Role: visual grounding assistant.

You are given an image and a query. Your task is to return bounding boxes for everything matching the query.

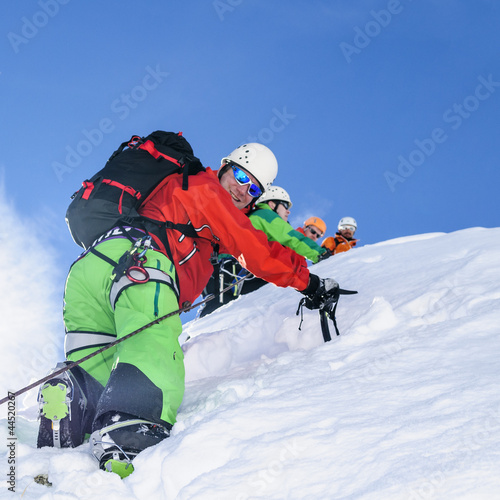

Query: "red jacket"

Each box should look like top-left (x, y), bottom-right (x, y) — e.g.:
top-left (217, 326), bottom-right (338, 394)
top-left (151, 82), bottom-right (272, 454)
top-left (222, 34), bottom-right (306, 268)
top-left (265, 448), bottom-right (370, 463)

top-left (140, 168), bottom-right (310, 306)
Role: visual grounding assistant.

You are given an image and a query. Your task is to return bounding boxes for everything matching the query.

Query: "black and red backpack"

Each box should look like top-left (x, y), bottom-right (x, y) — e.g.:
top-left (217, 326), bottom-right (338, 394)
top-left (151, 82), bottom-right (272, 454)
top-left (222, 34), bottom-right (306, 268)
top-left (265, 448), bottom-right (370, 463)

top-left (65, 131), bottom-right (205, 249)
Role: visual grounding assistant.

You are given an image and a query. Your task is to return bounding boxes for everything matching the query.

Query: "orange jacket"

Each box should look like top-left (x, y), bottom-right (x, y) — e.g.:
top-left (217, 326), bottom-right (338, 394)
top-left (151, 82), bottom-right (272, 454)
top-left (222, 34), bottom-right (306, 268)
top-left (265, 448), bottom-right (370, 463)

top-left (140, 168), bottom-right (310, 306)
top-left (322, 233), bottom-right (358, 254)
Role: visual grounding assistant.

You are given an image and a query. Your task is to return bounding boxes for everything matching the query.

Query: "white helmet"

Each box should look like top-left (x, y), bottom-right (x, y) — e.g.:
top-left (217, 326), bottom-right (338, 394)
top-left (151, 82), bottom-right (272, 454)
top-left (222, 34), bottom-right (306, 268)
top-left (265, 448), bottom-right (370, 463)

top-left (221, 143), bottom-right (278, 192)
top-left (257, 186), bottom-right (292, 208)
top-left (338, 216), bottom-right (357, 231)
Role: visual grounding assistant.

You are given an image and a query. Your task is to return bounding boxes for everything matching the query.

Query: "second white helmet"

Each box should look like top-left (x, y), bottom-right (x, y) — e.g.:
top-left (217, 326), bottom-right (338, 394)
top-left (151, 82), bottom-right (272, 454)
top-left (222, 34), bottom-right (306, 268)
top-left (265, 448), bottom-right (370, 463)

top-left (338, 216), bottom-right (357, 231)
top-left (221, 143), bottom-right (278, 192)
top-left (257, 186), bottom-right (292, 208)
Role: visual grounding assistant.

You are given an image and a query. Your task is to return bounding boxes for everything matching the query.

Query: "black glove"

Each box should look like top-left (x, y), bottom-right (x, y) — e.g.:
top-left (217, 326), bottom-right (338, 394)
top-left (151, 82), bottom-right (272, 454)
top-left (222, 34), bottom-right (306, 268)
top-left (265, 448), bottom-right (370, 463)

top-left (301, 274), bottom-right (339, 310)
top-left (317, 248), bottom-right (333, 261)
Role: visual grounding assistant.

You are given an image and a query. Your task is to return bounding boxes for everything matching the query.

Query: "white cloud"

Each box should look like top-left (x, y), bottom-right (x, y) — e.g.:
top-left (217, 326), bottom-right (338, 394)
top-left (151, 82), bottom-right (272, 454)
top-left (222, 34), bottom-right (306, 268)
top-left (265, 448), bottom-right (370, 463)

top-left (0, 185), bottom-right (64, 409)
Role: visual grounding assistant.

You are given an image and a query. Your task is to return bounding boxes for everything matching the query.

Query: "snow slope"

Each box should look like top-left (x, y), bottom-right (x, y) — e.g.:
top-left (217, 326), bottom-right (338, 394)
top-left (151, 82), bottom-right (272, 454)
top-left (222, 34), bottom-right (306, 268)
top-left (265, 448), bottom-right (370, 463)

top-left (1, 225), bottom-right (500, 499)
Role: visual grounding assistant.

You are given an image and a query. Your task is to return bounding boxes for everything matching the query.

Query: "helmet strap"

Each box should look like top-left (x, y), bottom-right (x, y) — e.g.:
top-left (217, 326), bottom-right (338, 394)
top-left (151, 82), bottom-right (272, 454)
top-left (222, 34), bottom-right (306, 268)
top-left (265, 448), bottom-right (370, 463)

top-left (217, 163), bottom-right (231, 179)
top-left (268, 200), bottom-right (280, 214)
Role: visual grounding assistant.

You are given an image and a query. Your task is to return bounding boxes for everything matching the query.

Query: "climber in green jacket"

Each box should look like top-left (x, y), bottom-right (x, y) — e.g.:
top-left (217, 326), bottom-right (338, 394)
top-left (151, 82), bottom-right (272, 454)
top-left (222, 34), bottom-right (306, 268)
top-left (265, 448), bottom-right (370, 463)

top-left (249, 187), bottom-right (329, 264)
top-left (198, 186), bottom-right (331, 317)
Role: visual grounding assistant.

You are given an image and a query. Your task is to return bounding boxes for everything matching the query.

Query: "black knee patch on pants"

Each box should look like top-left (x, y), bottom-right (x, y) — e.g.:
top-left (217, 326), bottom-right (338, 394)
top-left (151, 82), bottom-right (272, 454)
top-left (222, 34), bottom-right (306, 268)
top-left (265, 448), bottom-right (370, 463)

top-left (94, 363), bottom-right (166, 430)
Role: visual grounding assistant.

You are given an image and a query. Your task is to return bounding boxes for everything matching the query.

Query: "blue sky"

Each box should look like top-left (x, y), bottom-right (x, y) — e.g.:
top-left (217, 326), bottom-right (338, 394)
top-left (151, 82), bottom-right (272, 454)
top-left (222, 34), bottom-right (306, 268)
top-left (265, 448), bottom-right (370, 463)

top-left (1, 1), bottom-right (499, 311)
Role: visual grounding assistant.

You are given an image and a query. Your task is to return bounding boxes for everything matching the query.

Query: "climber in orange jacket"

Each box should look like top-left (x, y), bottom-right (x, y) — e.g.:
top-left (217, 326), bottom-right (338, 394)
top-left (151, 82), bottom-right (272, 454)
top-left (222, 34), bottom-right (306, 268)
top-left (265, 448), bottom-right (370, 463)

top-left (322, 217), bottom-right (358, 255)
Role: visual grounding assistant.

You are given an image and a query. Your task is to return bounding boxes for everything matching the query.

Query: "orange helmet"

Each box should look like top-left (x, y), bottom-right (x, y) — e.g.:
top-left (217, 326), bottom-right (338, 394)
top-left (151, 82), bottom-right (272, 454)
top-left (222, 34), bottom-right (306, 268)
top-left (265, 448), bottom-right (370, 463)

top-left (304, 216), bottom-right (326, 234)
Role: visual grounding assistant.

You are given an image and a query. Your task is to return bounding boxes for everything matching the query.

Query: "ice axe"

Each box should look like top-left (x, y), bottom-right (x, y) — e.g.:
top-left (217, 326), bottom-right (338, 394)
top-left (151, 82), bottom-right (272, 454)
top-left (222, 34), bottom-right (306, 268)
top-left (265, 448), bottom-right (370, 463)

top-left (318, 288), bottom-right (358, 341)
top-left (297, 287), bottom-right (358, 342)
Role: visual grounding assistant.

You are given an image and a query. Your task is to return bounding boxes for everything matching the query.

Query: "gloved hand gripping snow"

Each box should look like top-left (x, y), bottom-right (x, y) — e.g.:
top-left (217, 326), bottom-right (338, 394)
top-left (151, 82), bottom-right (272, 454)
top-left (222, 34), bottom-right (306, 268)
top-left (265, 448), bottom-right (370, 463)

top-left (297, 274), bottom-right (357, 342)
top-left (317, 248), bottom-right (333, 262)
top-left (301, 275), bottom-right (340, 310)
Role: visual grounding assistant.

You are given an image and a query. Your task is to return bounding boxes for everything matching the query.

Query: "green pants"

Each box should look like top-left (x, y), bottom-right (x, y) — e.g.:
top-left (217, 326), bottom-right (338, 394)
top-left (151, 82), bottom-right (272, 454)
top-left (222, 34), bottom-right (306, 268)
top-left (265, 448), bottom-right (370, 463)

top-left (63, 237), bottom-right (184, 427)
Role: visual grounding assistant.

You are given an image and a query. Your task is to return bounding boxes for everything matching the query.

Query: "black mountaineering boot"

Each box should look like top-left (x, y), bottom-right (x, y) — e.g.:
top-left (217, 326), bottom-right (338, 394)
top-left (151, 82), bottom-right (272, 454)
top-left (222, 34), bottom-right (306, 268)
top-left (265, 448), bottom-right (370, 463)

top-left (37, 363), bottom-right (87, 448)
top-left (90, 411), bottom-right (171, 478)
top-left (37, 362), bottom-right (103, 448)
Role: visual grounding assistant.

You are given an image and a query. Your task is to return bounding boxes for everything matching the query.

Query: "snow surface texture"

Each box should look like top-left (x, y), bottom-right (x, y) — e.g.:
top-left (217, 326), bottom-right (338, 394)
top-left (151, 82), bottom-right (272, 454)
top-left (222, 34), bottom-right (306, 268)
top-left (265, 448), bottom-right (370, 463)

top-left (1, 224), bottom-right (500, 499)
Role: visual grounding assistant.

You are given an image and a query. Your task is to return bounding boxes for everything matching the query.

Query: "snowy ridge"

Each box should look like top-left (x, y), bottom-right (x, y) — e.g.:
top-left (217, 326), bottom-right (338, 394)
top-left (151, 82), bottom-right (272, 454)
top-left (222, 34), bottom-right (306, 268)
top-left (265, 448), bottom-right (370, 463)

top-left (1, 227), bottom-right (500, 499)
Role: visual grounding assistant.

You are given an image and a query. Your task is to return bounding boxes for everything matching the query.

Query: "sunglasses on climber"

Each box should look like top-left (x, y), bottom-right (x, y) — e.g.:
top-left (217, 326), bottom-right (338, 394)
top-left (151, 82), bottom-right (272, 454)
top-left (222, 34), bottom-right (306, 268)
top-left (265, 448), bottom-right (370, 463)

top-left (276, 201), bottom-right (291, 211)
top-left (307, 226), bottom-right (323, 238)
top-left (230, 164), bottom-right (263, 198)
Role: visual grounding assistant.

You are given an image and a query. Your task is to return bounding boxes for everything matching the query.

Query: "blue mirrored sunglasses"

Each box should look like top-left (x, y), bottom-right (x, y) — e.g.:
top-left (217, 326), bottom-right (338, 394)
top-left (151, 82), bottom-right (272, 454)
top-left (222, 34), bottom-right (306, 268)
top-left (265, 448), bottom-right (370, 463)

top-left (230, 164), bottom-right (263, 198)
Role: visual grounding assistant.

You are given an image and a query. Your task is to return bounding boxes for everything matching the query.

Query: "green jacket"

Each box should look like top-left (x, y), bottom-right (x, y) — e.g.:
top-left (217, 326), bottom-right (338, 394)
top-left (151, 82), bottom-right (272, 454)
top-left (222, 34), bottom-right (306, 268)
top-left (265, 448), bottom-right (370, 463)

top-left (249, 203), bottom-right (326, 263)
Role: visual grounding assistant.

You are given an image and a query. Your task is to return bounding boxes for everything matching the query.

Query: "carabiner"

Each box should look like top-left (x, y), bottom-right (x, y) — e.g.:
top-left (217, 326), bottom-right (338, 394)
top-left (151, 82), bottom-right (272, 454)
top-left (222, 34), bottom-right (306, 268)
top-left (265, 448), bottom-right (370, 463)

top-left (126, 265), bottom-right (150, 284)
top-left (126, 255), bottom-right (149, 284)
